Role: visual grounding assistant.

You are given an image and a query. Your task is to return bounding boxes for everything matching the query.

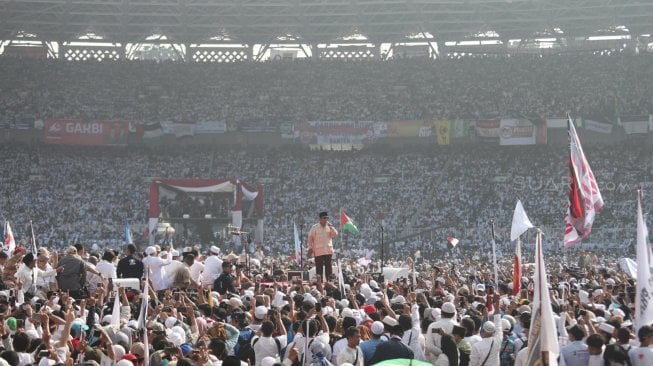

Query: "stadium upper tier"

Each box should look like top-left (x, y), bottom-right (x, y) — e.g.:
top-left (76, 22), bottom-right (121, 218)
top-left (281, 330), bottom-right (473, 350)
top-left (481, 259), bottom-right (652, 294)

top-left (0, 54), bottom-right (651, 127)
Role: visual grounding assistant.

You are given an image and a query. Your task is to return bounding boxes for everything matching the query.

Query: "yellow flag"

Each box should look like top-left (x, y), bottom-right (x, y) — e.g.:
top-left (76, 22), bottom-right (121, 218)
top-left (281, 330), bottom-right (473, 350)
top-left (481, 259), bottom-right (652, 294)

top-left (435, 120), bottom-right (451, 145)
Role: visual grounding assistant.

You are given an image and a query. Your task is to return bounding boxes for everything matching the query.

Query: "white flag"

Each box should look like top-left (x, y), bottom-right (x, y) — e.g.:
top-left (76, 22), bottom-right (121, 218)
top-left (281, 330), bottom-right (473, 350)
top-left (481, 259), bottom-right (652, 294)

top-left (111, 288), bottom-right (121, 327)
top-left (3, 221), bottom-right (15, 256)
top-left (511, 200), bottom-right (534, 241)
top-left (526, 230), bottom-right (560, 366)
top-left (635, 191), bottom-right (653, 332)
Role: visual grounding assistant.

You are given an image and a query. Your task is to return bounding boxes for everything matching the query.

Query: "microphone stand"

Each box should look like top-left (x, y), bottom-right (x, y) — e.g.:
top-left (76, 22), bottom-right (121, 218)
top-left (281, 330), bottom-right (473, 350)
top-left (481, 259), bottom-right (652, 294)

top-left (380, 222), bottom-right (384, 276)
top-left (300, 223), bottom-right (305, 280)
top-left (228, 224), bottom-right (250, 277)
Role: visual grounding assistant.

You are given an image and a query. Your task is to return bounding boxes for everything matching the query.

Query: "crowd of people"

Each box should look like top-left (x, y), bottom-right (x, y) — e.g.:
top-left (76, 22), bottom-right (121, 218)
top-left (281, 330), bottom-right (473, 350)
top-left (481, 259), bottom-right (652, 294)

top-left (0, 53), bottom-right (652, 128)
top-left (0, 140), bottom-right (651, 259)
top-left (0, 53), bottom-right (652, 366)
top-left (0, 233), bottom-right (648, 366)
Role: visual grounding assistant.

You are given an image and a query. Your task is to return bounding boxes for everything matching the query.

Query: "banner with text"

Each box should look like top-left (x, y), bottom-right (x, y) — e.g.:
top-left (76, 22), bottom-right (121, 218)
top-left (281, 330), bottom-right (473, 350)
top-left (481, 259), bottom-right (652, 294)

top-left (293, 121), bottom-right (377, 145)
top-left (475, 118), bottom-right (501, 141)
top-left (499, 118), bottom-right (546, 145)
top-left (387, 120), bottom-right (433, 138)
top-left (194, 121), bottom-right (227, 135)
top-left (45, 119), bottom-right (129, 146)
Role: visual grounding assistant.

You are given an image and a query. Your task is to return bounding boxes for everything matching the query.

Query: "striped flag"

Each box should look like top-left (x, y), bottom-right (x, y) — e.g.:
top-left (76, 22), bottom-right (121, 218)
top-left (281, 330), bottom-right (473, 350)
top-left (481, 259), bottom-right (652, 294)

top-left (340, 210), bottom-right (359, 233)
top-left (526, 230), bottom-right (560, 366)
top-left (3, 221), bottom-right (15, 256)
top-left (564, 115), bottom-right (603, 248)
top-left (635, 190), bottom-right (653, 332)
top-left (293, 221), bottom-right (302, 266)
top-left (512, 239), bottom-right (522, 296)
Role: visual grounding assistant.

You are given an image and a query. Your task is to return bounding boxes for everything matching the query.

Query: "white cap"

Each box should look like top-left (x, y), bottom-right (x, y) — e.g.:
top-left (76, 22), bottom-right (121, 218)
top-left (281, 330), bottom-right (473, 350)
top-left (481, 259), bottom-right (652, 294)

top-left (255, 306), bottom-right (268, 320)
top-left (382, 316), bottom-right (398, 327)
top-left (170, 250), bottom-right (180, 257)
top-left (210, 246), bottom-right (220, 255)
top-left (102, 315), bottom-right (113, 324)
top-left (442, 302), bottom-right (456, 314)
top-left (145, 246), bottom-right (156, 255)
top-left (598, 323), bottom-right (615, 334)
top-left (482, 321), bottom-right (496, 334)
top-left (371, 321), bottom-right (385, 335)
top-left (390, 295), bottom-right (406, 305)
top-left (341, 308), bottom-right (354, 318)
top-left (165, 317), bottom-right (177, 329)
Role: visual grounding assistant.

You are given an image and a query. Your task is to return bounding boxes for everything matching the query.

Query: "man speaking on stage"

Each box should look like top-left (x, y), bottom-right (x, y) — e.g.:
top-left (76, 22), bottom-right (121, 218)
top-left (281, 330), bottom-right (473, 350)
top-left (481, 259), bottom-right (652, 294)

top-left (307, 211), bottom-right (338, 281)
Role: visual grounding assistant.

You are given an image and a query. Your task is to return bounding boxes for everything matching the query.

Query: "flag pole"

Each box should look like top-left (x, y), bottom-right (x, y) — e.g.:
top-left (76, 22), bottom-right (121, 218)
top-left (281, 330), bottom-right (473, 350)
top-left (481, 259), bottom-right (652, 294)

top-left (30, 220), bottom-right (37, 253)
top-left (490, 220), bottom-right (499, 287)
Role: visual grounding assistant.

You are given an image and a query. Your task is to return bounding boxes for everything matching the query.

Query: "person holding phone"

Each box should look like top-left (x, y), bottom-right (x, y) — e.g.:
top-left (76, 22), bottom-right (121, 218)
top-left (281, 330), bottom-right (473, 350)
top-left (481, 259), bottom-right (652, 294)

top-left (307, 211), bottom-right (338, 282)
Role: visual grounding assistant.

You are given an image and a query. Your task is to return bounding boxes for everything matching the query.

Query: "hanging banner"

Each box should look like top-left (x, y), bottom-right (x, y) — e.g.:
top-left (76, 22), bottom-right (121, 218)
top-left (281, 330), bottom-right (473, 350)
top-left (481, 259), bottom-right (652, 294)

top-left (621, 117), bottom-right (649, 134)
top-left (584, 120), bottom-right (613, 134)
top-left (45, 119), bottom-right (129, 146)
top-left (194, 121), bottom-right (227, 134)
top-left (435, 120), bottom-right (451, 145)
top-left (387, 120), bottom-right (433, 137)
top-left (475, 118), bottom-right (501, 139)
top-left (500, 118), bottom-right (537, 145)
top-left (293, 121), bottom-right (377, 145)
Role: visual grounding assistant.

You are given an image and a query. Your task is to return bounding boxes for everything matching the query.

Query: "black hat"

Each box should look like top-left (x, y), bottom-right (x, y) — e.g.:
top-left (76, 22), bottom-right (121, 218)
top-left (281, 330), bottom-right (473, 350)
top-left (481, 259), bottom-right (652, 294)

top-left (22, 252), bottom-right (35, 265)
top-left (319, 211), bottom-right (329, 218)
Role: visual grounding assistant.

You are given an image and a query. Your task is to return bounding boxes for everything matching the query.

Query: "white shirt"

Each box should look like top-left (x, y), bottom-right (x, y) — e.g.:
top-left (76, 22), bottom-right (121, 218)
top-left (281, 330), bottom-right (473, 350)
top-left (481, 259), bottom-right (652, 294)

top-left (190, 261), bottom-right (205, 282)
top-left (202, 255), bottom-right (223, 286)
top-left (514, 347), bottom-right (529, 366)
top-left (629, 345), bottom-right (653, 366)
top-left (469, 315), bottom-right (503, 366)
top-left (162, 260), bottom-right (186, 288)
top-left (589, 352), bottom-right (604, 366)
top-left (96, 260), bottom-right (117, 279)
top-left (15, 263), bottom-right (56, 293)
top-left (331, 338), bottom-right (348, 362)
top-left (335, 345), bottom-right (363, 366)
top-left (252, 335), bottom-right (287, 366)
top-left (143, 255), bottom-right (172, 291)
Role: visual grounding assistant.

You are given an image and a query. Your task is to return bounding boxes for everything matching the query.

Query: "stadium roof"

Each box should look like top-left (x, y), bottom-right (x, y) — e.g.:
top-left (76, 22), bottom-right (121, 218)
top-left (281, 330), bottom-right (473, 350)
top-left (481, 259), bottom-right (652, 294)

top-left (1, 0), bottom-right (652, 44)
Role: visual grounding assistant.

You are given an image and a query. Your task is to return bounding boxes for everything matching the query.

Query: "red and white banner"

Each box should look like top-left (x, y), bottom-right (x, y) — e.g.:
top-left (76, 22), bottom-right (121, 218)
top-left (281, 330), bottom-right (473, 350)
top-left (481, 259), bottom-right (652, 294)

top-left (45, 119), bottom-right (130, 145)
top-left (475, 118), bottom-right (501, 138)
top-left (500, 118), bottom-right (540, 145)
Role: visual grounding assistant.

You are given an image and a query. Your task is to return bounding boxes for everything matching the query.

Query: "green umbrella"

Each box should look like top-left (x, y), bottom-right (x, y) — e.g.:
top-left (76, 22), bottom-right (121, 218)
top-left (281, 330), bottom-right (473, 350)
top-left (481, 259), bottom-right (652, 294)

top-left (373, 359), bottom-right (432, 366)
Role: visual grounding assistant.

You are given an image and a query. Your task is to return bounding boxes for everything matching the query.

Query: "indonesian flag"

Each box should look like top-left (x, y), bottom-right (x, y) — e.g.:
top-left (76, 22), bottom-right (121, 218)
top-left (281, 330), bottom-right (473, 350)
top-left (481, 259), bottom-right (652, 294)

top-left (3, 221), bottom-right (15, 256)
top-left (512, 240), bottom-right (522, 296)
top-left (340, 210), bottom-right (359, 233)
top-left (447, 237), bottom-right (459, 247)
top-left (564, 116), bottom-right (604, 248)
top-left (293, 221), bottom-right (302, 266)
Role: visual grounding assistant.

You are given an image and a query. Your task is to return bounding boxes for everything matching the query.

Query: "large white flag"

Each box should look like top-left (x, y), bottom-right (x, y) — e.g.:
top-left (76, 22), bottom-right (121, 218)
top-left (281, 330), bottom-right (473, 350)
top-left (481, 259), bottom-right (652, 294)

top-left (635, 191), bottom-right (653, 332)
top-left (511, 200), bottom-right (534, 241)
top-left (564, 115), bottom-right (604, 247)
top-left (526, 230), bottom-right (560, 366)
top-left (3, 221), bottom-right (15, 256)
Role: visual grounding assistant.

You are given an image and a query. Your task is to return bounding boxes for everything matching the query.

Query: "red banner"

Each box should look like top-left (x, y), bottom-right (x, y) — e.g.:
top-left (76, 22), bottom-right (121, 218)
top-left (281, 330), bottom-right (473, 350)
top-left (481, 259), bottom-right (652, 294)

top-left (45, 119), bottom-right (130, 146)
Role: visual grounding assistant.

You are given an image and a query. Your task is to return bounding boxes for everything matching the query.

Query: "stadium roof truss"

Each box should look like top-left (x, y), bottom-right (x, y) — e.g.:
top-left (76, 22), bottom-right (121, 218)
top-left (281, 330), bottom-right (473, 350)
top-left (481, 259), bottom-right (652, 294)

top-left (1, 0), bottom-right (652, 45)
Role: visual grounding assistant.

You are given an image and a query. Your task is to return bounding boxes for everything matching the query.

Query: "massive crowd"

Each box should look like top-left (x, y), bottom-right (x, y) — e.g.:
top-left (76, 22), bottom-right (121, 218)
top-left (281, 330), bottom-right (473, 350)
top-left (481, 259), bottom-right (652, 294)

top-left (0, 140), bottom-right (651, 259)
top-left (0, 54), bottom-right (652, 128)
top-left (0, 54), bottom-right (652, 366)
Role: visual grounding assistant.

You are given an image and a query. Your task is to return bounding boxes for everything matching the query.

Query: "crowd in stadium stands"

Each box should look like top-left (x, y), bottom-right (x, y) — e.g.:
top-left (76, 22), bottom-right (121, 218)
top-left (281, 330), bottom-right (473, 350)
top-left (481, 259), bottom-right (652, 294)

top-left (0, 140), bottom-right (651, 262)
top-left (0, 53), bottom-right (652, 128)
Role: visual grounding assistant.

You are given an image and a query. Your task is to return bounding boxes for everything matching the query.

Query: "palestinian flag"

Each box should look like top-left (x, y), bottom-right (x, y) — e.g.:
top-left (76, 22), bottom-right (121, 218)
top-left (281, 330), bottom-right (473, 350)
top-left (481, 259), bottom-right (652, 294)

top-left (340, 210), bottom-right (359, 233)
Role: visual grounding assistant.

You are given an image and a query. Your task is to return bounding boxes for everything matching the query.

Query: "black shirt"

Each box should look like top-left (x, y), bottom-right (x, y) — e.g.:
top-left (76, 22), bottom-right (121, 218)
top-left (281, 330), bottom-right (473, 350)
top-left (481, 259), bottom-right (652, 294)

top-left (117, 255), bottom-right (144, 279)
top-left (213, 272), bottom-right (237, 295)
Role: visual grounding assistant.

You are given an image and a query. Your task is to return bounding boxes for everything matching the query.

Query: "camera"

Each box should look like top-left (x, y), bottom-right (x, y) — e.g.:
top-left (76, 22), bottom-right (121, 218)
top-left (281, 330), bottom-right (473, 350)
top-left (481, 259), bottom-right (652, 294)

top-left (38, 350), bottom-right (50, 359)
